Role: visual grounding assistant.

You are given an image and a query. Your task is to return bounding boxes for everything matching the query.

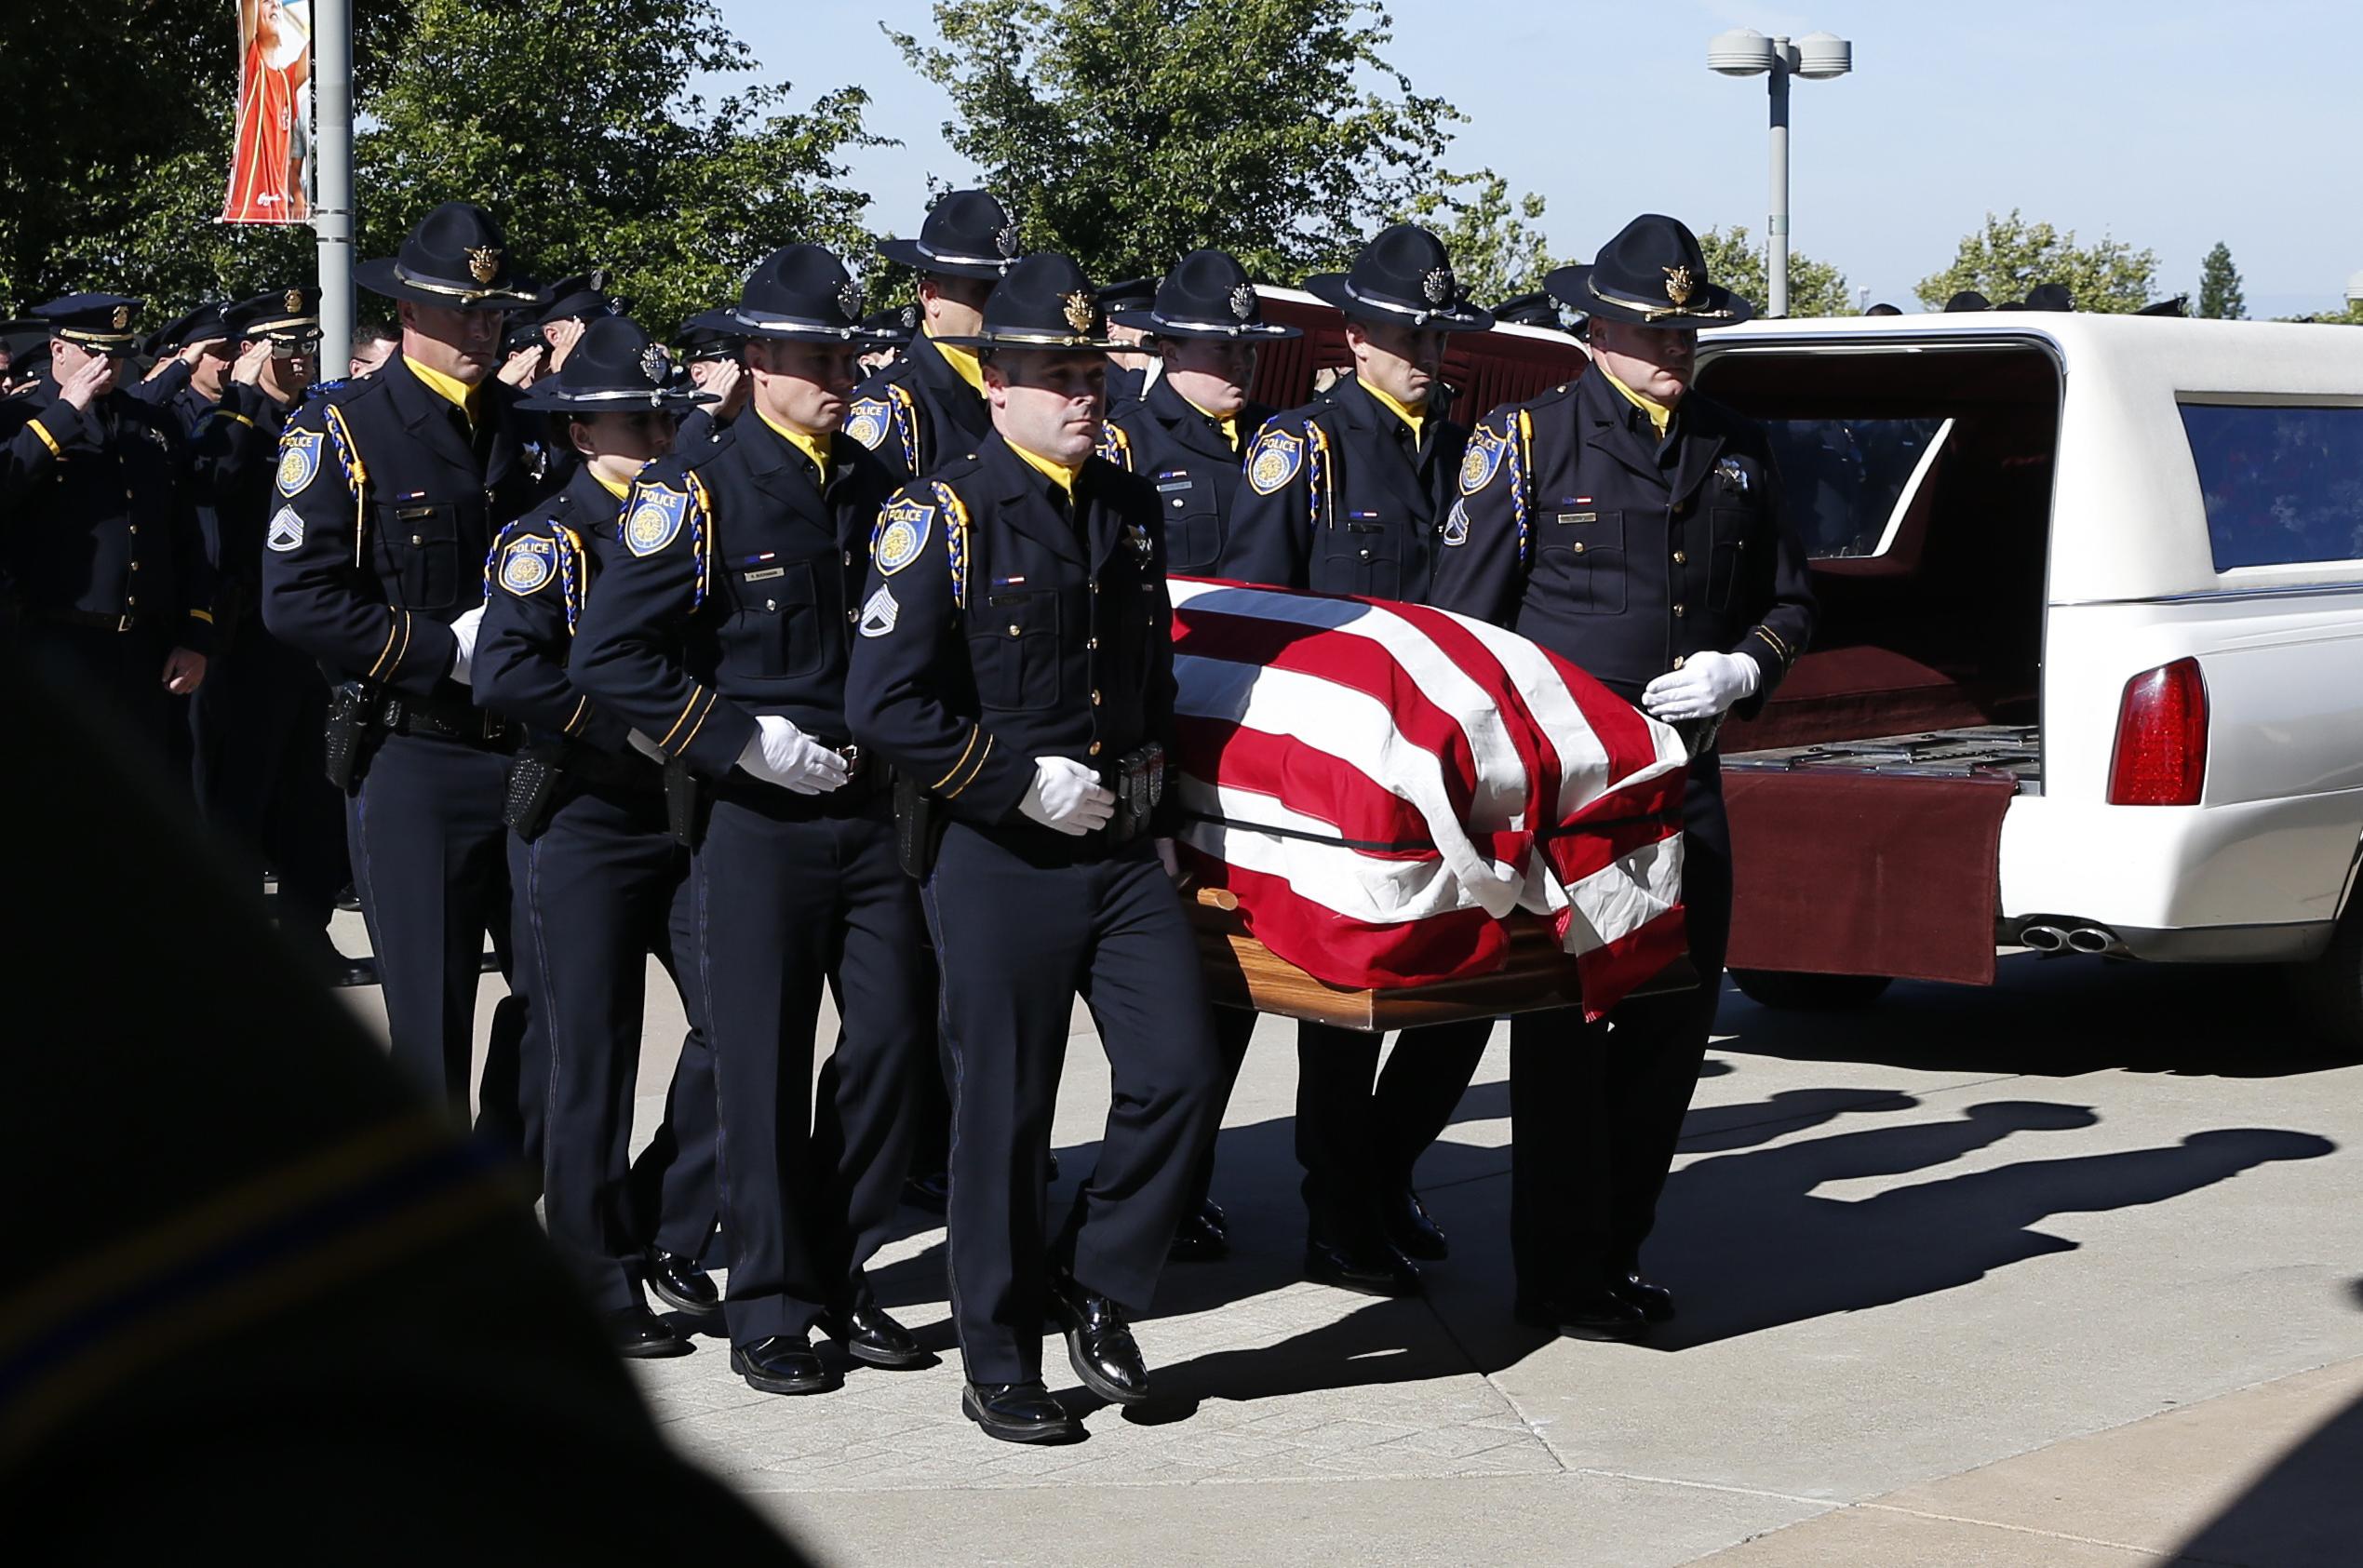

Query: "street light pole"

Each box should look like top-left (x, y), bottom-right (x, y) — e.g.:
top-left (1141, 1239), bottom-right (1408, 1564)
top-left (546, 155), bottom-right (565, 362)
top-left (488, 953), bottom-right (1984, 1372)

top-left (1710, 29), bottom-right (1852, 318)
top-left (314, 0), bottom-right (354, 368)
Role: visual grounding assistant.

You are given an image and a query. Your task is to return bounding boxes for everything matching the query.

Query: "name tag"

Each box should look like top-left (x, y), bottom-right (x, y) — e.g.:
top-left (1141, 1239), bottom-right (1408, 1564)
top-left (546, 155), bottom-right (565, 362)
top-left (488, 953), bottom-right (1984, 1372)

top-left (1155, 480), bottom-right (1194, 493)
top-left (744, 567), bottom-right (785, 583)
top-left (1558, 511), bottom-right (1598, 526)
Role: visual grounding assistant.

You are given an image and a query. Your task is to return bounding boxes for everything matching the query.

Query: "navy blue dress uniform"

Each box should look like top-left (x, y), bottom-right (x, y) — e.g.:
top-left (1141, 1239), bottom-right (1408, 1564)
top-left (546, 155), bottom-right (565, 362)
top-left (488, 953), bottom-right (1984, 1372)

top-left (128, 302), bottom-right (235, 434)
top-left (185, 288), bottom-right (362, 983)
top-left (1430, 214), bottom-right (1818, 1336)
top-left (1, 293), bottom-right (216, 759)
top-left (1219, 227), bottom-right (1499, 1294)
top-left (1095, 276), bottom-right (1158, 421)
top-left (672, 314), bottom-right (744, 450)
top-left (845, 254), bottom-right (1226, 1444)
top-left (259, 203), bottom-right (554, 1140)
top-left (570, 246), bottom-right (933, 1395)
top-left (474, 317), bottom-right (724, 1357)
top-left (843, 189), bottom-right (1016, 482)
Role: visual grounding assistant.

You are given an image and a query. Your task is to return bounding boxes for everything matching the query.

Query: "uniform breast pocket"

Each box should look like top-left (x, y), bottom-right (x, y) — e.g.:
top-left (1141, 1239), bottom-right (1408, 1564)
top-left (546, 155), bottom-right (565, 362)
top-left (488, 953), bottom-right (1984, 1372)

top-left (383, 503), bottom-right (459, 610)
top-left (1158, 479), bottom-right (1222, 573)
top-left (1541, 508), bottom-right (1626, 614)
top-left (722, 559), bottom-right (824, 680)
top-left (971, 588), bottom-right (1061, 711)
top-left (1708, 506), bottom-right (1757, 611)
top-left (1322, 516), bottom-right (1402, 600)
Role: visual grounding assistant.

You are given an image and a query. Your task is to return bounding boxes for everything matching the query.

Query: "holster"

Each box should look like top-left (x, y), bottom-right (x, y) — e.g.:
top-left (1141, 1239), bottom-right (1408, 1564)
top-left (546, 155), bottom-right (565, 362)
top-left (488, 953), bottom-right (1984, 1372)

top-left (502, 741), bottom-right (569, 839)
top-left (663, 753), bottom-right (701, 849)
top-left (1108, 742), bottom-right (1169, 845)
top-left (323, 680), bottom-right (383, 795)
top-left (893, 767), bottom-right (946, 879)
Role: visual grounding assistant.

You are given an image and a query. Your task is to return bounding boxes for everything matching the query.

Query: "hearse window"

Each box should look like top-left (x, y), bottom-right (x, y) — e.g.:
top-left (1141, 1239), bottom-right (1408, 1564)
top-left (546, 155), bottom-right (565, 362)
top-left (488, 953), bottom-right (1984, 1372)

top-left (1759, 417), bottom-right (1948, 559)
top-left (2181, 403), bottom-right (2363, 570)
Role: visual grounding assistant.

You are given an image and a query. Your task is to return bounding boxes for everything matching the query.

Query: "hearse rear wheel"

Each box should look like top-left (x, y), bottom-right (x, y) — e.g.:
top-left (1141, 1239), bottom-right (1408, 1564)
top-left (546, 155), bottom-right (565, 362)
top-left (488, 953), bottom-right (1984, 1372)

top-left (1728, 970), bottom-right (1895, 1011)
top-left (2287, 911), bottom-right (2363, 1059)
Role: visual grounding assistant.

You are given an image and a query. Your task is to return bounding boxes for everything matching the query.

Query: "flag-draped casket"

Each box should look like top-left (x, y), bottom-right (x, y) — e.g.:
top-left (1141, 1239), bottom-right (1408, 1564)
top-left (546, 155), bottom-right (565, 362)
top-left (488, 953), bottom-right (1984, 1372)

top-left (1167, 578), bottom-right (1690, 1021)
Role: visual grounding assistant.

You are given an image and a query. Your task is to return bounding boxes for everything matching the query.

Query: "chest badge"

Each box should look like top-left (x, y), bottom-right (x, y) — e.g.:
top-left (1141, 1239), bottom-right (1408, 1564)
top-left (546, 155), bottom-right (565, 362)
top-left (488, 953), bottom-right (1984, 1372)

top-left (624, 484), bottom-right (690, 556)
top-left (500, 534), bottom-right (558, 596)
top-left (873, 496), bottom-right (933, 576)
top-left (1245, 426), bottom-right (1304, 495)
top-left (1716, 457), bottom-right (1752, 495)
top-left (275, 431), bottom-right (323, 496)
top-left (1126, 521), bottom-right (1154, 566)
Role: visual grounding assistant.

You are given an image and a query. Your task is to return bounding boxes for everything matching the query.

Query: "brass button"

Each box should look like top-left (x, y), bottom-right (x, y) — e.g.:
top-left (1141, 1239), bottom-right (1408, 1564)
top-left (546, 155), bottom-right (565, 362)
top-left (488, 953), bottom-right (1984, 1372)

top-left (846, 610), bottom-right (858, 623)
top-left (125, 489), bottom-right (135, 501)
top-left (1090, 690), bottom-right (1102, 705)
top-left (842, 551), bottom-right (853, 567)
top-left (1008, 623), bottom-right (1022, 637)
top-left (410, 533), bottom-right (424, 545)
top-left (764, 598), bottom-right (777, 611)
top-left (1672, 602), bottom-right (1686, 617)
top-left (1090, 582), bottom-right (1100, 595)
top-left (1172, 498), bottom-right (1185, 509)
top-left (1672, 656), bottom-right (1687, 670)
top-left (1088, 741), bottom-right (1103, 757)
top-left (128, 526), bottom-right (138, 535)
top-left (127, 596), bottom-right (138, 607)
top-left (1672, 549), bottom-right (1687, 565)
top-left (129, 560), bottom-right (141, 571)
top-left (1087, 637), bottom-right (1099, 650)
top-left (1571, 542), bottom-right (1586, 555)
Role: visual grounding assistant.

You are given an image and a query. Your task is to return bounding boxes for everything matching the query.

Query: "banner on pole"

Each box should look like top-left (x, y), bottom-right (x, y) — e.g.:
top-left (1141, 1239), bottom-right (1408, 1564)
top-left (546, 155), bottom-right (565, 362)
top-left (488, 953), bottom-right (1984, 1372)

top-left (222, 0), bottom-right (314, 223)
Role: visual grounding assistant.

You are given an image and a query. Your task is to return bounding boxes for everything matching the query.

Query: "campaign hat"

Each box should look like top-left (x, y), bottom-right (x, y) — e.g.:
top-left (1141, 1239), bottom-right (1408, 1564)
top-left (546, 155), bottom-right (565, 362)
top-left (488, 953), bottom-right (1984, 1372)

top-left (1305, 223), bottom-right (1494, 331)
top-left (356, 201), bottom-right (540, 310)
top-left (676, 312), bottom-right (745, 363)
top-left (1111, 249), bottom-right (1300, 341)
top-left (537, 268), bottom-right (629, 327)
top-left (858, 303), bottom-right (919, 344)
top-left (1545, 214), bottom-right (1754, 329)
top-left (513, 316), bottom-right (715, 413)
top-left (933, 252), bottom-right (1121, 352)
top-left (875, 189), bottom-right (1022, 279)
top-left (691, 245), bottom-right (896, 343)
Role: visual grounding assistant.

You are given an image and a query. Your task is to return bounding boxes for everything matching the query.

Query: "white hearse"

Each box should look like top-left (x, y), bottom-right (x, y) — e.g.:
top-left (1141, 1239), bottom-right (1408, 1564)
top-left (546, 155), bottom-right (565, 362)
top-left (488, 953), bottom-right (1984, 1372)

top-left (1689, 312), bottom-right (2363, 1044)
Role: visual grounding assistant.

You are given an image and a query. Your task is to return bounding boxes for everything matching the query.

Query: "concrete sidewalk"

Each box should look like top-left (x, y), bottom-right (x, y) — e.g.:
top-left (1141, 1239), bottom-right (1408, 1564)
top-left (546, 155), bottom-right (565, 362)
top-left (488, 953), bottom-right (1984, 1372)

top-left (344, 920), bottom-right (2363, 1566)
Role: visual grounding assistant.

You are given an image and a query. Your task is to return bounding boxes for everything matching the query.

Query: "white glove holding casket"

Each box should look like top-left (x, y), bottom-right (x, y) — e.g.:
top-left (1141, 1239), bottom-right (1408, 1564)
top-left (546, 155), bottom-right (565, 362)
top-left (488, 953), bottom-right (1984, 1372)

top-left (738, 714), bottom-right (849, 795)
top-left (445, 603), bottom-right (486, 687)
top-left (1641, 650), bottom-right (1760, 722)
top-left (626, 730), bottom-right (667, 763)
top-left (1020, 756), bottom-right (1114, 836)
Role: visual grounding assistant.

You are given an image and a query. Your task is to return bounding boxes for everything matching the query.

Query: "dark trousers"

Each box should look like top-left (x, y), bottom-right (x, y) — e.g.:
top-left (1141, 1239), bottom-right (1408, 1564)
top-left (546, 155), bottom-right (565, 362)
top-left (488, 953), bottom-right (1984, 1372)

top-left (19, 619), bottom-right (176, 767)
top-left (347, 730), bottom-right (532, 1159)
top-left (1296, 1019), bottom-right (1491, 1250)
top-left (691, 795), bottom-right (928, 1347)
top-left (192, 616), bottom-right (344, 935)
top-left (1182, 1006), bottom-right (1261, 1216)
top-left (512, 784), bottom-right (718, 1313)
top-left (920, 824), bottom-right (1224, 1386)
top-left (1509, 753), bottom-right (1731, 1295)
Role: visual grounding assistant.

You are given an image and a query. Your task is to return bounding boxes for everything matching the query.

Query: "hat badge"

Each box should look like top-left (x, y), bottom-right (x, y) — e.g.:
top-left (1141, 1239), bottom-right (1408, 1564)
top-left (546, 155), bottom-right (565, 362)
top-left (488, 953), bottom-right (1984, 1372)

top-left (110, 303), bottom-right (131, 330)
top-left (994, 220), bottom-right (1022, 260)
top-left (1662, 265), bottom-right (1696, 309)
top-left (1421, 267), bottom-right (1453, 306)
top-left (1228, 283), bottom-right (1255, 321)
top-left (639, 343), bottom-right (671, 383)
top-left (466, 245), bottom-right (503, 285)
top-left (838, 279), bottom-right (866, 320)
top-left (898, 304), bottom-right (917, 330)
top-left (284, 288), bottom-right (304, 314)
top-left (1062, 290), bottom-right (1097, 336)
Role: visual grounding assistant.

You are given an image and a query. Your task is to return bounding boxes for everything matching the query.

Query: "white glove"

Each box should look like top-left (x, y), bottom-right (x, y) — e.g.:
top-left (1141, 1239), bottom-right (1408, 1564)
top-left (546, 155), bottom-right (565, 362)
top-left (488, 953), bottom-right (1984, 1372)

top-left (736, 714), bottom-right (850, 795)
top-left (626, 730), bottom-right (666, 762)
top-left (1642, 650), bottom-right (1760, 722)
top-left (446, 603), bottom-right (486, 686)
top-left (1019, 756), bottom-right (1114, 836)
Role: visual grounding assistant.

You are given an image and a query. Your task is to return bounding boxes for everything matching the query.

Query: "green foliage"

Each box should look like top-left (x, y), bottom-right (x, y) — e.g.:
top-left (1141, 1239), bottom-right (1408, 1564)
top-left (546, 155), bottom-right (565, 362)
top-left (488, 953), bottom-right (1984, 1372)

top-left (360, 0), bottom-right (882, 335)
top-left (2197, 242), bottom-right (2246, 320)
top-left (1915, 209), bottom-right (2157, 314)
top-left (1696, 225), bottom-right (1853, 318)
top-left (2274, 301), bottom-right (2363, 326)
top-left (1395, 171), bottom-right (1560, 304)
top-left (889, 0), bottom-right (1457, 285)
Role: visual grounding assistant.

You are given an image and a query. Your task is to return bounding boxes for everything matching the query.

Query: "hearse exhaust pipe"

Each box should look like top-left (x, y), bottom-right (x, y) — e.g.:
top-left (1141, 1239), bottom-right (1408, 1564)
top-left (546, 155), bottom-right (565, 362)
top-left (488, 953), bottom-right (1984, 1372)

top-left (2066, 926), bottom-right (2122, 956)
top-left (2020, 924), bottom-right (2068, 954)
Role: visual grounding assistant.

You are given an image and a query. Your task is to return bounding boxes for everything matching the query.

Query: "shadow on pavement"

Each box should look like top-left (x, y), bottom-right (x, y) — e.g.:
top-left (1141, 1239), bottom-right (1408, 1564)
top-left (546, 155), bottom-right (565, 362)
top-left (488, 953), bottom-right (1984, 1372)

top-left (2168, 1388), bottom-right (2363, 1568)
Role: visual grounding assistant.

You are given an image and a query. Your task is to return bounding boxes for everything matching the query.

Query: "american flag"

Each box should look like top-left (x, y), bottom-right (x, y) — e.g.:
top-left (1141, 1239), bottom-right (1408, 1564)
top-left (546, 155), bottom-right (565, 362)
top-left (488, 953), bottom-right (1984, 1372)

top-left (1168, 578), bottom-right (1690, 1020)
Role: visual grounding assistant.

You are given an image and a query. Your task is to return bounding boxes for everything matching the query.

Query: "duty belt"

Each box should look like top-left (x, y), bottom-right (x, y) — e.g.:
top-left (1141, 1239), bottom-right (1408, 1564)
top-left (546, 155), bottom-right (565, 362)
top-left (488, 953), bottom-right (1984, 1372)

top-left (377, 693), bottom-right (509, 744)
top-left (34, 607), bottom-right (149, 633)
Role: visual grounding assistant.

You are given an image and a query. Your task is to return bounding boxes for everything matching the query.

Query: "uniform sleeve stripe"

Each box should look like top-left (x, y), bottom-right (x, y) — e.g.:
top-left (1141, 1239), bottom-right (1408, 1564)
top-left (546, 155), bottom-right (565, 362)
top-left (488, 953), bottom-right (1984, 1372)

top-left (563, 695), bottom-right (590, 735)
top-left (188, 608), bottom-right (214, 624)
top-left (365, 609), bottom-right (401, 679)
top-left (659, 685), bottom-right (705, 748)
top-left (942, 733), bottom-right (993, 799)
top-left (930, 725), bottom-right (981, 792)
top-left (29, 421), bottom-right (60, 457)
top-left (675, 690), bottom-right (718, 757)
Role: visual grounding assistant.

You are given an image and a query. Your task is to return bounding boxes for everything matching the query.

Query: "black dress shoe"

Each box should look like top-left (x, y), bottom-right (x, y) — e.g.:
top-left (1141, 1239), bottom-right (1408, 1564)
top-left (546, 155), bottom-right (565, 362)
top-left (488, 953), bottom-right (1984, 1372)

top-left (282, 930), bottom-right (378, 989)
top-left (822, 1298), bottom-right (931, 1369)
top-left (606, 1306), bottom-right (691, 1360)
top-left (1382, 1186), bottom-right (1449, 1261)
top-left (1610, 1271), bottom-right (1676, 1323)
top-left (961, 1380), bottom-right (1081, 1443)
top-left (1514, 1288), bottom-right (1650, 1342)
top-left (643, 1248), bottom-right (721, 1320)
top-left (335, 883), bottom-right (361, 913)
top-left (1046, 1152), bottom-right (1061, 1183)
top-left (1168, 1207), bottom-right (1229, 1262)
top-left (730, 1334), bottom-right (838, 1395)
top-left (1047, 1274), bottom-right (1150, 1405)
top-left (1304, 1237), bottom-right (1422, 1298)
top-left (1198, 1198), bottom-right (1228, 1240)
top-left (902, 1170), bottom-right (951, 1215)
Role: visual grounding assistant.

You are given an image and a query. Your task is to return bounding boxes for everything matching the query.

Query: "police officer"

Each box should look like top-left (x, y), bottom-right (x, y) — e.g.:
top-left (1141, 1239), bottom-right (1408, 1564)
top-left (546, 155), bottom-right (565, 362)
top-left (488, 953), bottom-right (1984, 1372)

top-left (1225, 224), bottom-right (1497, 1298)
top-left (1096, 276), bottom-right (1158, 419)
top-left (474, 316), bottom-right (724, 1357)
top-left (1431, 213), bottom-right (1817, 1338)
top-left (2, 293), bottom-right (213, 757)
top-left (186, 288), bottom-right (368, 986)
top-left (130, 302), bottom-right (237, 433)
top-left (1098, 248), bottom-right (1299, 1261)
top-left (846, 254), bottom-right (1225, 1444)
top-left (855, 303), bottom-right (915, 381)
top-left (260, 202), bottom-right (553, 1139)
top-left (571, 246), bottom-right (930, 1397)
top-left (843, 188), bottom-right (1016, 482)
top-left (674, 314), bottom-right (746, 449)
top-left (536, 269), bottom-right (625, 369)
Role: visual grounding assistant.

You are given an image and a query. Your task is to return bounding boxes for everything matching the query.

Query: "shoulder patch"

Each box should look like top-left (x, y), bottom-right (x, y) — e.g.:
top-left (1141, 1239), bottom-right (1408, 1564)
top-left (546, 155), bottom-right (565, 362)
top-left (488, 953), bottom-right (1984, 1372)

top-left (276, 431), bottom-right (323, 496)
top-left (872, 495), bottom-right (933, 576)
top-left (1459, 422), bottom-right (1509, 495)
top-left (266, 505), bottom-right (304, 553)
top-left (499, 534), bottom-right (559, 596)
top-left (845, 396), bottom-right (892, 451)
top-left (623, 484), bottom-right (691, 557)
top-left (1245, 426), bottom-right (1305, 496)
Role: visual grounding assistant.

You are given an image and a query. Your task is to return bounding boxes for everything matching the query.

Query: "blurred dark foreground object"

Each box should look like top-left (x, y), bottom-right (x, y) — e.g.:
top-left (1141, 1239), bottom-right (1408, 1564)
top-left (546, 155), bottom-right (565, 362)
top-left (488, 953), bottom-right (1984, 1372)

top-left (0, 658), bottom-right (814, 1564)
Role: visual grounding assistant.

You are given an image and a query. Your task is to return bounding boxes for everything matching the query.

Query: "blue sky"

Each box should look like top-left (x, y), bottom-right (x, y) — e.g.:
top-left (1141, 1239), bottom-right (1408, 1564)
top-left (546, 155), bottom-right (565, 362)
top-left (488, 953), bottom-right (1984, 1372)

top-left (707, 1), bottom-right (2361, 315)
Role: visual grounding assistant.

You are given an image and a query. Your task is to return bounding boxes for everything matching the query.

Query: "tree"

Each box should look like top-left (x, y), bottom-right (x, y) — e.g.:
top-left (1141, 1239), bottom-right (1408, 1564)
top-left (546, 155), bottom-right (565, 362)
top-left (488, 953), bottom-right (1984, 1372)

top-left (1696, 225), bottom-right (1853, 318)
top-left (2197, 242), bottom-right (2246, 320)
top-left (1915, 209), bottom-right (2157, 314)
top-left (361, 0), bottom-right (883, 336)
top-left (1395, 171), bottom-right (1560, 304)
top-left (889, 0), bottom-right (1457, 285)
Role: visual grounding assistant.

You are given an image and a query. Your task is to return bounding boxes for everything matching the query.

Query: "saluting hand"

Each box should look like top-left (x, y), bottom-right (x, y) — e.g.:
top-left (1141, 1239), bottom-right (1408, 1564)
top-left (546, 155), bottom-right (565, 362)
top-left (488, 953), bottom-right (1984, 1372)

top-left (57, 354), bottom-right (116, 411)
top-left (232, 339), bottom-right (272, 386)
